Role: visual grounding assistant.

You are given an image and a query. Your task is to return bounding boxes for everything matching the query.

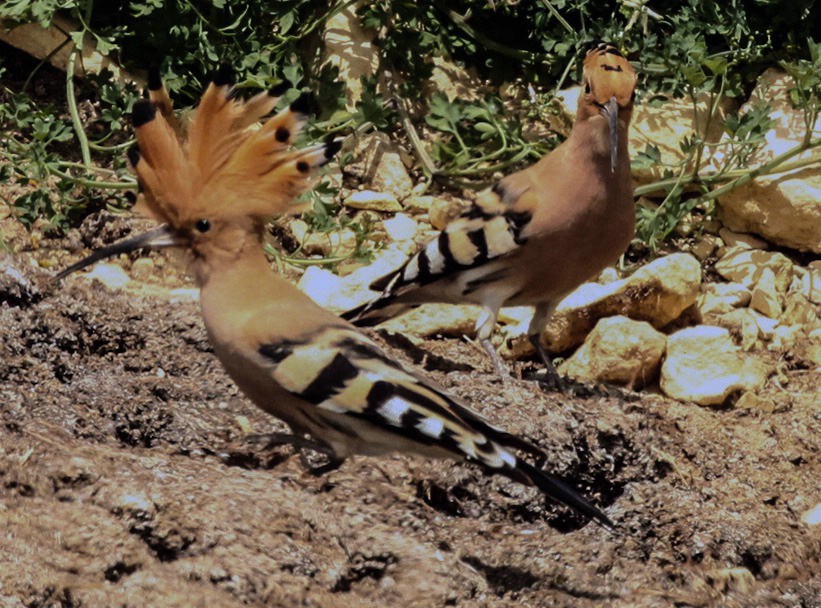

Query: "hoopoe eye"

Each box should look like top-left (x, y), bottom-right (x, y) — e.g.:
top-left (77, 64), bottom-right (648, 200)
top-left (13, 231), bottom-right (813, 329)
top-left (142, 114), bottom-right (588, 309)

top-left (195, 219), bottom-right (211, 233)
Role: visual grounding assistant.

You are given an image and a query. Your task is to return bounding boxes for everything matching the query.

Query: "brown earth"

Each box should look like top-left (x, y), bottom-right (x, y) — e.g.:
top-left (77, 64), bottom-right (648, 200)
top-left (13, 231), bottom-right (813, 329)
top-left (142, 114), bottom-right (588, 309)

top-left (1, 220), bottom-right (820, 608)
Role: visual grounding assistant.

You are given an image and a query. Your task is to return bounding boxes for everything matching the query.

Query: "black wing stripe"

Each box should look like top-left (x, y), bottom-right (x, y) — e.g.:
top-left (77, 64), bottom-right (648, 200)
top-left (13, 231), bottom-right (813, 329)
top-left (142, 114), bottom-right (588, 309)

top-left (299, 352), bottom-right (359, 404)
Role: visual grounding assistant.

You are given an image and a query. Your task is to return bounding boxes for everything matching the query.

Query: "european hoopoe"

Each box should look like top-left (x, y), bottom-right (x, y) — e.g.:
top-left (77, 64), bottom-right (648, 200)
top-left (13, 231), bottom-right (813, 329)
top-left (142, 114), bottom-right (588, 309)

top-left (55, 67), bottom-right (613, 528)
top-left (343, 43), bottom-right (638, 390)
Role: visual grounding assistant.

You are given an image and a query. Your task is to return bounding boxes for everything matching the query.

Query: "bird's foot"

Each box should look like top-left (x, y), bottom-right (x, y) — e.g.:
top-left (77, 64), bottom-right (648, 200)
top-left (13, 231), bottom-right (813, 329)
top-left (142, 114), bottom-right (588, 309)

top-left (481, 338), bottom-right (514, 385)
top-left (528, 369), bottom-right (640, 401)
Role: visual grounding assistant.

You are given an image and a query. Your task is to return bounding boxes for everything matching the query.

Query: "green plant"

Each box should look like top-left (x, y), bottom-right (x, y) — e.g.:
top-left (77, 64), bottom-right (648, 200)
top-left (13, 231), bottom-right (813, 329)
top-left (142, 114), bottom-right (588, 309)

top-left (1, 0), bottom-right (819, 256)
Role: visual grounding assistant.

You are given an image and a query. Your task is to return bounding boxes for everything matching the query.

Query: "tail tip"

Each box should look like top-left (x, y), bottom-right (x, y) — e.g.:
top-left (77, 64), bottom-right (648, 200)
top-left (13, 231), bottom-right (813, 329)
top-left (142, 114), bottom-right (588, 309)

top-left (268, 81), bottom-right (290, 98)
top-left (126, 145), bottom-right (141, 167)
top-left (131, 100), bottom-right (157, 128)
top-left (212, 63), bottom-right (235, 87)
top-left (147, 64), bottom-right (163, 91)
top-left (289, 92), bottom-right (313, 115)
top-left (324, 136), bottom-right (343, 160)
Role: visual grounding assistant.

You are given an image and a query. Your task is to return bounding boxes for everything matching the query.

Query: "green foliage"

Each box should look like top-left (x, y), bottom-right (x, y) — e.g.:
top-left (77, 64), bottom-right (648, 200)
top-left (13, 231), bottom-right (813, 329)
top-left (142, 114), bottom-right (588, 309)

top-left (0, 0), bottom-right (819, 253)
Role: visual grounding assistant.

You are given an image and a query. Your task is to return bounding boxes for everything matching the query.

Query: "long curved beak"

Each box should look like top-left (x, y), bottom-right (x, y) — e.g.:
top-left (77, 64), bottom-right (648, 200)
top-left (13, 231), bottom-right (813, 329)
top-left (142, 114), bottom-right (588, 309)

top-left (53, 224), bottom-right (182, 282)
top-left (602, 96), bottom-right (619, 173)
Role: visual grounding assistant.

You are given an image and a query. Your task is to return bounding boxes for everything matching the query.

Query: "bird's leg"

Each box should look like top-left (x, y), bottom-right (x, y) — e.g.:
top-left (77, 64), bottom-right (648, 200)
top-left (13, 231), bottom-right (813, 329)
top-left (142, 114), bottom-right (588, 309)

top-left (475, 301), bottom-right (511, 383)
top-left (245, 431), bottom-right (332, 455)
top-left (481, 338), bottom-right (511, 382)
top-left (527, 302), bottom-right (568, 392)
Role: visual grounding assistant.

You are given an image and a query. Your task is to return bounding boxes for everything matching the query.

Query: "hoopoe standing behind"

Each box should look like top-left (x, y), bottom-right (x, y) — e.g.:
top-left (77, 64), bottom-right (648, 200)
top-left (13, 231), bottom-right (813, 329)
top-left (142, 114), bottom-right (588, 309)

top-left (343, 43), bottom-right (638, 390)
top-left (55, 68), bottom-right (613, 528)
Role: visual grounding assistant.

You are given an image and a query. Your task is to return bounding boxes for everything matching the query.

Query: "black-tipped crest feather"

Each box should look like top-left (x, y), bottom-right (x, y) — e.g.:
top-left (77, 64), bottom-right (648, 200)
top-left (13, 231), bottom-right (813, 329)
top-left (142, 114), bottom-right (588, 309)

top-left (131, 100), bottom-right (157, 128)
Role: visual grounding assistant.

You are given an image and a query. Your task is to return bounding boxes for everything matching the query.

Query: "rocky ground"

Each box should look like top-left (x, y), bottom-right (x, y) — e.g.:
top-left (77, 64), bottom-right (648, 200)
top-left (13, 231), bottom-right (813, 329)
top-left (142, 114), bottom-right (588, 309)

top-left (1, 206), bottom-right (820, 607)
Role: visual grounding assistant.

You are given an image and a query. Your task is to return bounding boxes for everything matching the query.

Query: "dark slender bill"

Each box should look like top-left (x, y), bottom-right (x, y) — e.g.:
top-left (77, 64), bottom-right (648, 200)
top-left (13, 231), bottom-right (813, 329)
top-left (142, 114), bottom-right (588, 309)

top-left (53, 225), bottom-right (181, 281)
top-left (605, 96), bottom-right (619, 173)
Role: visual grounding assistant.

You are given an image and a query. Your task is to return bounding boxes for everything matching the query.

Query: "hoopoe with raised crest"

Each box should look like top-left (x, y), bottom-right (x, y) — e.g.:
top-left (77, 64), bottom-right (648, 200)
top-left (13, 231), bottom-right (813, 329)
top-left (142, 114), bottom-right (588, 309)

top-left (55, 66), bottom-right (613, 529)
top-left (343, 43), bottom-right (638, 390)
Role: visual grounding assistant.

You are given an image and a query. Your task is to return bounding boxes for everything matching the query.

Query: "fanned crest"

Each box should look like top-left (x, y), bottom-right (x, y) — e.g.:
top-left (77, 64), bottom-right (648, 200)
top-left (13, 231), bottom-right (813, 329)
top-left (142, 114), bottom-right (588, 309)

top-left (130, 65), bottom-right (338, 227)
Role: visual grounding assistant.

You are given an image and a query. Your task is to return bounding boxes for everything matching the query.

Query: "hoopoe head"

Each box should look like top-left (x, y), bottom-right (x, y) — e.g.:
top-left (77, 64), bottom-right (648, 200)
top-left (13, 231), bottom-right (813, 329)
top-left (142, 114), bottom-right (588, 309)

top-left (578, 42), bottom-right (638, 172)
top-left (55, 66), bottom-right (341, 285)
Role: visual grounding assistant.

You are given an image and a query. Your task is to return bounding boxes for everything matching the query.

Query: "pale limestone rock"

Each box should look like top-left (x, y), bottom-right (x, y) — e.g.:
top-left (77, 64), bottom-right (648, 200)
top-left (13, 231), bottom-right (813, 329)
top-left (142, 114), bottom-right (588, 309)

top-left (0, 14), bottom-right (135, 84)
top-left (346, 133), bottom-right (413, 200)
top-left (558, 316), bottom-right (666, 389)
top-left (734, 392), bottom-right (775, 413)
top-left (718, 227), bottom-right (767, 250)
top-left (794, 260), bottom-right (821, 304)
top-left (130, 258), bottom-right (155, 281)
top-left (344, 190), bottom-right (402, 212)
top-left (383, 213), bottom-right (418, 243)
top-left (301, 244), bottom-right (410, 314)
top-left (770, 323), bottom-right (804, 352)
top-left (749, 267), bottom-right (782, 318)
top-left (372, 153), bottom-right (414, 201)
top-left (403, 196), bottom-right (437, 214)
top-left (597, 267), bottom-right (620, 284)
top-left (712, 309), bottom-right (761, 351)
top-left (714, 246), bottom-right (794, 292)
top-left (630, 92), bottom-right (737, 186)
top-left (429, 197), bottom-right (467, 231)
top-left (801, 503), bottom-right (821, 526)
top-left (800, 328), bottom-right (821, 366)
top-left (378, 304), bottom-right (481, 339)
top-left (715, 68), bottom-right (821, 253)
top-left (660, 326), bottom-right (769, 405)
top-left (502, 253), bottom-right (702, 359)
top-left (321, 3), bottom-right (378, 107)
top-left (782, 291), bottom-right (818, 326)
top-left (751, 309), bottom-right (778, 340)
top-left (698, 281), bottom-right (752, 316)
top-left (84, 263), bottom-right (131, 290)
top-left (690, 234), bottom-right (722, 261)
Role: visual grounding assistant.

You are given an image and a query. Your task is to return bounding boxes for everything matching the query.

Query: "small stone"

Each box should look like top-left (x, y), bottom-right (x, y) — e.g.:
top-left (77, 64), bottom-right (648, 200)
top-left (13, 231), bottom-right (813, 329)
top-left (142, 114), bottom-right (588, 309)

top-left (379, 304), bottom-right (480, 338)
top-left (660, 325), bottom-right (769, 405)
top-left (382, 213), bottom-right (418, 242)
top-left (734, 392), bottom-right (775, 413)
top-left (698, 282), bottom-right (752, 316)
top-left (802, 503), bottom-right (821, 526)
top-left (234, 415), bottom-right (252, 434)
top-left (770, 324), bottom-right (803, 351)
top-left (715, 246), bottom-right (794, 292)
top-left (429, 197), bottom-right (466, 230)
top-left (404, 196), bottom-right (436, 213)
top-left (712, 309), bottom-right (760, 351)
top-left (297, 266), bottom-right (346, 309)
top-left (344, 190), bottom-right (402, 212)
top-left (130, 257), bottom-right (155, 281)
top-left (750, 309), bottom-right (778, 340)
top-left (690, 234), bottom-right (722, 260)
top-left (718, 227), bottom-right (767, 250)
top-left (782, 292), bottom-right (817, 326)
top-left (85, 263), bottom-right (131, 290)
top-left (750, 267), bottom-right (782, 318)
top-left (558, 316), bottom-right (666, 389)
top-left (0, 254), bottom-right (40, 306)
top-left (794, 260), bottom-right (821, 304)
top-left (709, 567), bottom-right (755, 594)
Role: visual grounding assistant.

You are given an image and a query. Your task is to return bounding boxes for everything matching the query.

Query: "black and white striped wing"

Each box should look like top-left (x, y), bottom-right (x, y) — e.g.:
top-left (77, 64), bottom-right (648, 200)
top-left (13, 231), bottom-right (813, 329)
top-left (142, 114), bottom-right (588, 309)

top-left (255, 325), bottom-right (613, 527)
top-left (258, 326), bottom-right (539, 466)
